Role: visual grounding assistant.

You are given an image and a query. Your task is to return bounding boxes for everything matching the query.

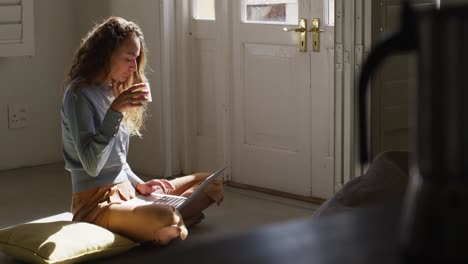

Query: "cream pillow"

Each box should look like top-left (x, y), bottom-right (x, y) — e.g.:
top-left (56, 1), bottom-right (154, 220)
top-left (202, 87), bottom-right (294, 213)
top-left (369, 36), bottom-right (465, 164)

top-left (0, 221), bottom-right (138, 264)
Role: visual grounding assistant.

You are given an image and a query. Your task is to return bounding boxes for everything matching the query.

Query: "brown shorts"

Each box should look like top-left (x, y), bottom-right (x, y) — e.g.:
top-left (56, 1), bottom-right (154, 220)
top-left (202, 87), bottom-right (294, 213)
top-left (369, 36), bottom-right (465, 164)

top-left (71, 173), bottom-right (224, 242)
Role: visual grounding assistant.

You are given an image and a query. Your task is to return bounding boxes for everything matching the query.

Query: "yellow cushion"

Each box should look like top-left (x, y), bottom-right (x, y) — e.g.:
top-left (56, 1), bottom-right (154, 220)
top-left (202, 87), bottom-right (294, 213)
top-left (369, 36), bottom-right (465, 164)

top-left (0, 221), bottom-right (138, 264)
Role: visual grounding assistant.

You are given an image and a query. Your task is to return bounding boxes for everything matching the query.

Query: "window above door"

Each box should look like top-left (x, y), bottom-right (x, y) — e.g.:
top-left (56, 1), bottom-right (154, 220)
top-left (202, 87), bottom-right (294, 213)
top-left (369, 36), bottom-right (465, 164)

top-left (193, 0), bottom-right (216, 20)
top-left (241, 0), bottom-right (298, 25)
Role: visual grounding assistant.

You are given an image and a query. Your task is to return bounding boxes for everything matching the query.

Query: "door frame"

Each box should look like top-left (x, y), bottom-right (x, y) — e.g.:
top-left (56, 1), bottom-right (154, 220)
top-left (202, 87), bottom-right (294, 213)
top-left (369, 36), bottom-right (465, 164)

top-left (160, 0), bottom-right (177, 177)
top-left (334, 0), bottom-right (372, 190)
top-left (170, 0), bottom-right (371, 192)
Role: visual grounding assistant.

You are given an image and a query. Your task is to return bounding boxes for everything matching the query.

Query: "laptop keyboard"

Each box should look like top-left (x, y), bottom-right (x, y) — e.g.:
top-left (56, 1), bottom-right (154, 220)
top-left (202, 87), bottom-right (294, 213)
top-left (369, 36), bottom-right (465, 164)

top-left (153, 196), bottom-right (186, 207)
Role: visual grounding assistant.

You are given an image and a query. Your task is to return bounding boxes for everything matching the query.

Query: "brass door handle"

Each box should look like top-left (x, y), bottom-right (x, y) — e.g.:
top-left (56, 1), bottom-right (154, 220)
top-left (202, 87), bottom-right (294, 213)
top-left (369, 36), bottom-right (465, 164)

top-left (309, 28), bottom-right (324, 32)
top-left (283, 27), bottom-right (306, 32)
top-left (309, 18), bottom-right (323, 52)
top-left (282, 18), bottom-right (308, 52)
top-left (282, 18), bottom-right (324, 52)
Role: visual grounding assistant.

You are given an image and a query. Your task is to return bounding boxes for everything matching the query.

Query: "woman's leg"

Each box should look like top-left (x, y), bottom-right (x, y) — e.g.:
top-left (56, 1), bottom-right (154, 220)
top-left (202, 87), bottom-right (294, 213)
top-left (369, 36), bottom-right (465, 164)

top-left (166, 173), bottom-right (224, 225)
top-left (94, 203), bottom-right (188, 245)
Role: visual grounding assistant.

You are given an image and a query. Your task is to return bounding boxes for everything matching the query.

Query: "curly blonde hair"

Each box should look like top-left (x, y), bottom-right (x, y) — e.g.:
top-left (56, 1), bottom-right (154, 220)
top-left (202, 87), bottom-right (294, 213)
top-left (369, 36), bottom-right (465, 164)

top-left (65, 17), bottom-right (148, 137)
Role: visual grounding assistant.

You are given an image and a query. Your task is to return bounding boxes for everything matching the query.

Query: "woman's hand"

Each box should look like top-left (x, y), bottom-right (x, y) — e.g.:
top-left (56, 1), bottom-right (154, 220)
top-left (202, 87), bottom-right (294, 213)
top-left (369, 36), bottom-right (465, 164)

top-left (136, 179), bottom-right (175, 195)
top-left (110, 83), bottom-right (149, 113)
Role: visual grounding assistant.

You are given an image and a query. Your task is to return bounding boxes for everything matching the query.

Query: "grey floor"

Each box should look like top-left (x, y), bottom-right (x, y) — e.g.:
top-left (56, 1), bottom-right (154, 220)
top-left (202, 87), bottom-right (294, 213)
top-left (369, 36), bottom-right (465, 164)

top-left (0, 163), bottom-right (319, 262)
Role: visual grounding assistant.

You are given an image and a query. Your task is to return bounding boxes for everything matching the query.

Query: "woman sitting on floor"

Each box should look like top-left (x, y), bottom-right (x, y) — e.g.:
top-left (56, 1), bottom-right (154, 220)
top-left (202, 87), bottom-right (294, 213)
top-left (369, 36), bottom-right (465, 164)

top-left (61, 17), bottom-right (224, 246)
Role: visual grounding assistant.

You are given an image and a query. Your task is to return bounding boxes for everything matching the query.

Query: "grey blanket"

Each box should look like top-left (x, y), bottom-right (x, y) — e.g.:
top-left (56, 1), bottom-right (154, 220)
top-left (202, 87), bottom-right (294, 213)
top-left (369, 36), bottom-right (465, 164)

top-left (314, 151), bottom-right (410, 217)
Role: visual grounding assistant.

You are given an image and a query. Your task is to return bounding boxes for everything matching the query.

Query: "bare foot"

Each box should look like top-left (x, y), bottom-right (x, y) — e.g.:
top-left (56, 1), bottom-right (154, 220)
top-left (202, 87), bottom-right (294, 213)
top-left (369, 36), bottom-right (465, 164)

top-left (153, 211), bottom-right (189, 246)
top-left (154, 226), bottom-right (182, 245)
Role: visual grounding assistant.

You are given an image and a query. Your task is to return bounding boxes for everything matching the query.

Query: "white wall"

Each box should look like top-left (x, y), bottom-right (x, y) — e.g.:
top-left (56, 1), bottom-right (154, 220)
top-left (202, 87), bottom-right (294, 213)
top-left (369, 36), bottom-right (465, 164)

top-left (0, 0), bottom-right (164, 178)
top-left (0, 0), bottom-right (76, 170)
top-left (109, 0), bottom-right (164, 177)
top-left (74, 0), bottom-right (111, 39)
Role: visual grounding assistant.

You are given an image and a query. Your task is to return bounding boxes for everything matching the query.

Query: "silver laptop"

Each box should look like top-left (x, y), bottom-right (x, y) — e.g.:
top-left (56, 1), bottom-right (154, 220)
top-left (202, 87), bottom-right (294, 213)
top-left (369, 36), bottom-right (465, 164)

top-left (125, 167), bottom-right (225, 210)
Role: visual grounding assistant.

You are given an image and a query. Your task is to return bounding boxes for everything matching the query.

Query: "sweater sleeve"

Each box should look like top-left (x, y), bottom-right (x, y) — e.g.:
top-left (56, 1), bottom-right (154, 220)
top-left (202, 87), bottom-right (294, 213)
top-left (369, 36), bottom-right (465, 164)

top-left (64, 89), bottom-right (123, 177)
top-left (123, 164), bottom-right (144, 188)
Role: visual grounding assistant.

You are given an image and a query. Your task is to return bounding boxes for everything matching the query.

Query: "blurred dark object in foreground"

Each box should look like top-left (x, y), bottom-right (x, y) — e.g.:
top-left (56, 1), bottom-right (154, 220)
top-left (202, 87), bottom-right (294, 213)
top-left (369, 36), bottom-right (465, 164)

top-left (359, 1), bottom-right (468, 262)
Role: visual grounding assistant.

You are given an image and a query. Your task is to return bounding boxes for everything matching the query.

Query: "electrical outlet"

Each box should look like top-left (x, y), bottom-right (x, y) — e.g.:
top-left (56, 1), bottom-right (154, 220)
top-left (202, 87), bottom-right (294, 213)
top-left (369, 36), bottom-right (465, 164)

top-left (8, 104), bottom-right (29, 129)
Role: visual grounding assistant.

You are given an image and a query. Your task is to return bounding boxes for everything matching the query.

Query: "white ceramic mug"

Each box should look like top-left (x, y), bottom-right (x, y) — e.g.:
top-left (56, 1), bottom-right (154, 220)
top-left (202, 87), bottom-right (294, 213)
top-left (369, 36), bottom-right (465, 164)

top-left (144, 83), bottom-right (152, 103)
top-left (133, 82), bottom-right (152, 103)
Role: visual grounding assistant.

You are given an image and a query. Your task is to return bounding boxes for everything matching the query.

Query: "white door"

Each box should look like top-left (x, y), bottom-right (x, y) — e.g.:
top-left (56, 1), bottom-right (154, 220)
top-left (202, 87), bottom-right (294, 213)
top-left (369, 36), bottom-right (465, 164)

top-left (184, 0), bottom-right (229, 173)
top-left (231, 0), bottom-right (335, 198)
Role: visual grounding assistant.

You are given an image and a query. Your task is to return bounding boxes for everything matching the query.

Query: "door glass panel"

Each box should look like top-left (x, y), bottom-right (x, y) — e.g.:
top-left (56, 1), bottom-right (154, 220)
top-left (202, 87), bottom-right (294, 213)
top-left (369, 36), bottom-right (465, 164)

top-left (243, 0), bottom-right (298, 24)
top-left (194, 0), bottom-right (215, 20)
